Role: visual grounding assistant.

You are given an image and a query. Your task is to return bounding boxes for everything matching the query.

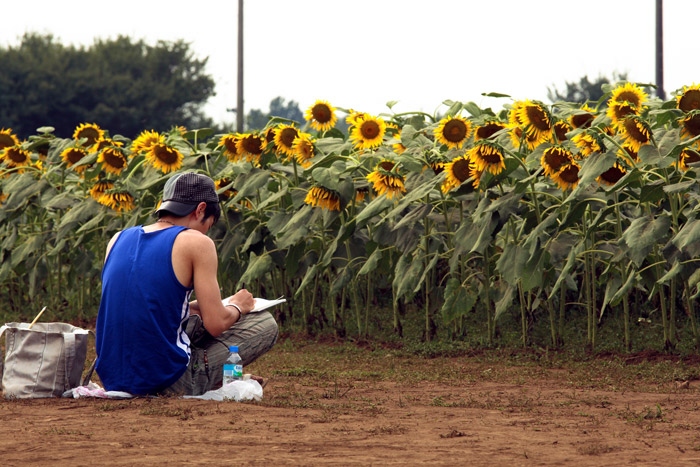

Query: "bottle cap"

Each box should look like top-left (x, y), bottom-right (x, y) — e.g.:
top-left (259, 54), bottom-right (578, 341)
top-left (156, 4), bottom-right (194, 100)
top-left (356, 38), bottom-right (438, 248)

top-left (229, 346), bottom-right (239, 352)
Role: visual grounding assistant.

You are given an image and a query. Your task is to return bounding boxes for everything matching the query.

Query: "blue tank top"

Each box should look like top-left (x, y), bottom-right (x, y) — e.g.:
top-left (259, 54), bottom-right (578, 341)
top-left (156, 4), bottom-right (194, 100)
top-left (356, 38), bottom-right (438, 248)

top-left (95, 225), bottom-right (193, 394)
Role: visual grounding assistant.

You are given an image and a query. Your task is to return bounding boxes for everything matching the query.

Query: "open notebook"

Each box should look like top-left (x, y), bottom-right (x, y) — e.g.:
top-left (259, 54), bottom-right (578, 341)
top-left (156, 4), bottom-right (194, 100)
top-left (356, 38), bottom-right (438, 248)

top-left (222, 297), bottom-right (286, 313)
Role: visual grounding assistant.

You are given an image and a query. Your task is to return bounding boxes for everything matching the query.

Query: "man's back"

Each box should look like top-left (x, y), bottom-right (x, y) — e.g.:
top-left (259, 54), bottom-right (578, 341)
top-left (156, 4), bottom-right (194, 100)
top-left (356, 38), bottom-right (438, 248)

top-left (96, 225), bottom-right (193, 394)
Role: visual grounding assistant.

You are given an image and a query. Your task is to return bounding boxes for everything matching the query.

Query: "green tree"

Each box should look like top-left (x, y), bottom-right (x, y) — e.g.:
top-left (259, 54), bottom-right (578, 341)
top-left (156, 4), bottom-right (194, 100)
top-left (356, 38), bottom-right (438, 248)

top-left (246, 96), bottom-right (303, 130)
top-left (0, 33), bottom-right (216, 138)
top-left (547, 72), bottom-right (628, 104)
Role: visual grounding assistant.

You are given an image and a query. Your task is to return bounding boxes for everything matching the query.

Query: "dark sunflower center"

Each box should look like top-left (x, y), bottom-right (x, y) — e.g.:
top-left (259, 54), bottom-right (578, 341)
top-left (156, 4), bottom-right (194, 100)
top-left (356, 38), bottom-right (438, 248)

top-left (280, 128), bottom-right (298, 147)
top-left (526, 106), bottom-right (550, 131)
top-left (7, 148), bottom-right (28, 163)
top-left (379, 161), bottom-right (395, 171)
top-left (0, 135), bottom-right (15, 149)
top-left (476, 123), bottom-right (504, 140)
top-left (478, 146), bottom-right (503, 164)
top-left (554, 123), bottom-right (570, 141)
top-left (624, 120), bottom-right (649, 143)
top-left (544, 148), bottom-right (571, 172)
top-left (559, 165), bottom-right (579, 183)
top-left (104, 149), bottom-right (126, 168)
top-left (682, 149), bottom-right (700, 165)
top-left (443, 120), bottom-right (467, 142)
top-left (265, 129), bottom-right (276, 143)
top-left (361, 121), bottom-right (380, 140)
top-left (452, 158), bottom-right (471, 182)
top-left (571, 113), bottom-right (593, 129)
top-left (616, 91), bottom-right (642, 107)
top-left (613, 103), bottom-right (636, 121)
top-left (600, 166), bottom-right (625, 184)
top-left (154, 146), bottom-right (178, 164)
top-left (684, 115), bottom-right (700, 136)
top-left (67, 149), bottom-right (85, 164)
top-left (224, 138), bottom-right (239, 153)
top-left (679, 90), bottom-right (700, 112)
top-left (312, 104), bottom-right (332, 123)
top-left (78, 129), bottom-right (100, 146)
top-left (242, 136), bottom-right (263, 155)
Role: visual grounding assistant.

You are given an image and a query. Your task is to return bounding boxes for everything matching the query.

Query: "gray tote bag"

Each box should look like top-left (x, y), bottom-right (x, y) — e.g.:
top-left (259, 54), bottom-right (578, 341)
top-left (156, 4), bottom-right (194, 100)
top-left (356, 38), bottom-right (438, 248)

top-left (0, 322), bottom-right (90, 398)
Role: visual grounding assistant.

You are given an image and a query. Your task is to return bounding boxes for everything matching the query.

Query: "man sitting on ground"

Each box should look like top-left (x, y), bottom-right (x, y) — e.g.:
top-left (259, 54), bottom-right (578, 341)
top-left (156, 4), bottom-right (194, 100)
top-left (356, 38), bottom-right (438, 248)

top-left (95, 171), bottom-right (278, 395)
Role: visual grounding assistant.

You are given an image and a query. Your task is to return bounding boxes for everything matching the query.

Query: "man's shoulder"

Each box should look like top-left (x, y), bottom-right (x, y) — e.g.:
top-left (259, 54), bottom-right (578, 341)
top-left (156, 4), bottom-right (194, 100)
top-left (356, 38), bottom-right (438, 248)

top-left (174, 228), bottom-right (216, 248)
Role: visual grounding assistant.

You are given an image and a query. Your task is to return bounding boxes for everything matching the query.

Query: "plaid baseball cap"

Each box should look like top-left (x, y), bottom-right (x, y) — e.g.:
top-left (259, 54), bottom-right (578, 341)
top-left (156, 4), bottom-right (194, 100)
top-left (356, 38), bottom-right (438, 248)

top-left (155, 172), bottom-right (219, 217)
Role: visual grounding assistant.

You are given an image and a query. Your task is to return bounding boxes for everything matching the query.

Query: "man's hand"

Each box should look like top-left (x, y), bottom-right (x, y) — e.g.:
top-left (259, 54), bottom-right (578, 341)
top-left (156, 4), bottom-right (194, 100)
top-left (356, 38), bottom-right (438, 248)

top-left (227, 289), bottom-right (255, 314)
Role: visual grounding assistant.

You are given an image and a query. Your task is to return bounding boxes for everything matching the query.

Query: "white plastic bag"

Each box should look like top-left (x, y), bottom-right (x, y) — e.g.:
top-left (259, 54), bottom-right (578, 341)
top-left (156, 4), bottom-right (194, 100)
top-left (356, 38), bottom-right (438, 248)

top-left (184, 379), bottom-right (263, 401)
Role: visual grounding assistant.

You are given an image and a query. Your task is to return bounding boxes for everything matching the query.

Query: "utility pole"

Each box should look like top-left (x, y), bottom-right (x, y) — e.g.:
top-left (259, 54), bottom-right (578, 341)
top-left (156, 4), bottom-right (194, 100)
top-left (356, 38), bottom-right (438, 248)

top-left (237, 0), bottom-right (245, 132)
top-left (655, 0), bottom-right (665, 99)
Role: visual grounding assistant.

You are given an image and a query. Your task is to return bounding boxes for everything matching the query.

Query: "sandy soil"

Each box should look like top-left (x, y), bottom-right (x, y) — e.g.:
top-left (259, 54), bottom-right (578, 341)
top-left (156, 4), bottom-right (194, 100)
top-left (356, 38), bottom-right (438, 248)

top-left (2, 358), bottom-right (700, 466)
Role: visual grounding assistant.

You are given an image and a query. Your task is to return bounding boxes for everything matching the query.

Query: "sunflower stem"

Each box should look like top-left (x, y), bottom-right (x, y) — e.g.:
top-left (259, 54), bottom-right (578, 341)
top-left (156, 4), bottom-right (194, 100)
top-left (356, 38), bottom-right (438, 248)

top-left (518, 281), bottom-right (527, 346)
top-left (684, 280), bottom-right (700, 352)
top-left (484, 246), bottom-right (494, 346)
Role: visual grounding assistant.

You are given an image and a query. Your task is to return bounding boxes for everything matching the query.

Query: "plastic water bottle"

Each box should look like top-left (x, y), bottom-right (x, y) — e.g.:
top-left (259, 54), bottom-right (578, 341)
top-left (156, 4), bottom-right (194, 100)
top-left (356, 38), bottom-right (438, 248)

top-left (223, 346), bottom-right (242, 385)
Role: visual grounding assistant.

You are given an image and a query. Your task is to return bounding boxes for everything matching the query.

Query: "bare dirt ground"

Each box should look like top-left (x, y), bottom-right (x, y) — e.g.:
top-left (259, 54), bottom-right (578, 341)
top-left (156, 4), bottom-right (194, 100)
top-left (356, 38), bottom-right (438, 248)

top-left (2, 340), bottom-right (700, 466)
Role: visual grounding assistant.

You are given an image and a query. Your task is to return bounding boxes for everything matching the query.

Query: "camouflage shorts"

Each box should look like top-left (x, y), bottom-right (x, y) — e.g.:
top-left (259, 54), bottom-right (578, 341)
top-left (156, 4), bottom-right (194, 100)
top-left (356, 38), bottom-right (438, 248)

top-left (163, 311), bottom-right (278, 396)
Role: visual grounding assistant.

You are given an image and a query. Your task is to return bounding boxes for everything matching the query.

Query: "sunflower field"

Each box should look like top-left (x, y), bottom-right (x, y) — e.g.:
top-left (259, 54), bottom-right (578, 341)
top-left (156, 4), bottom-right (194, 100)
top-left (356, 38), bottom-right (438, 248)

top-left (2, 82), bottom-right (700, 352)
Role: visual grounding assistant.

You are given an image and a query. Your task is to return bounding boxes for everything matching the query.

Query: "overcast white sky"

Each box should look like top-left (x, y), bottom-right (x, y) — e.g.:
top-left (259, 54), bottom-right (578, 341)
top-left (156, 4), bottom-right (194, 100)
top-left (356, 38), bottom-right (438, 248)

top-left (4, 1), bottom-right (699, 126)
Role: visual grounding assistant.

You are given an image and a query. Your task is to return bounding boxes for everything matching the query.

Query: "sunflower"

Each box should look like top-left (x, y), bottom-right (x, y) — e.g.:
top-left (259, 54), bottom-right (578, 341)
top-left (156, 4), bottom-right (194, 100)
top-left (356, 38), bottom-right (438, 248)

top-left (355, 186), bottom-right (371, 203)
top-left (367, 160), bottom-right (406, 199)
top-left (618, 143), bottom-right (639, 165)
top-left (441, 155), bottom-right (477, 193)
top-left (509, 125), bottom-right (541, 150)
top-left (607, 100), bottom-right (639, 127)
top-left (345, 110), bottom-right (367, 126)
top-left (541, 145), bottom-right (574, 177)
top-left (351, 115), bottom-right (386, 150)
top-left (516, 100), bottom-right (552, 143)
top-left (305, 100), bottom-right (337, 132)
top-left (0, 129), bottom-right (20, 150)
top-left (680, 113), bottom-right (700, 145)
top-left (572, 132), bottom-right (603, 158)
top-left (292, 133), bottom-right (315, 167)
top-left (146, 143), bottom-right (184, 173)
top-left (610, 82), bottom-right (648, 109)
top-left (215, 178), bottom-right (235, 201)
top-left (553, 120), bottom-right (572, 142)
top-left (569, 105), bottom-right (596, 129)
top-left (474, 120), bottom-right (506, 141)
top-left (2, 145), bottom-right (31, 169)
top-left (274, 124), bottom-right (300, 157)
top-left (304, 185), bottom-right (341, 211)
top-left (236, 133), bottom-right (265, 164)
top-left (220, 134), bottom-right (242, 162)
top-left (131, 130), bottom-right (164, 155)
top-left (73, 123), bottom-right (104, 147)
top-left (597, 162), bottom-right (627, 186)
top-left (469, 140), bottom-right (505, 175)
top-left (428, 161), bottom-right (445, 175)
top-left (677, 148), bottom-right (700, 171)
top-left (263, 127), bottom-right (277, 148)
top-left (620, 116), bottom-right (651, 152)
top-left (60, 147), bottom-right (89, 171)
top-left (392, 129), bottom-right (407, 154)
top-left (677, 84), bottom-right (700, 112)
top-left (434, 116), bottom-right (472, 149)
top-left (89, 180), bottom-right (114, 202)
top-left (92, 138), bottom-right (124, 154)
top-left (553, 162), bottom-right (580, 191)
top-left (98, 147), bottom-right (128, 175)
top-left (98, 189), bottom-right (135, 212)
top-left (171, 125), bottom-right (187, 135)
